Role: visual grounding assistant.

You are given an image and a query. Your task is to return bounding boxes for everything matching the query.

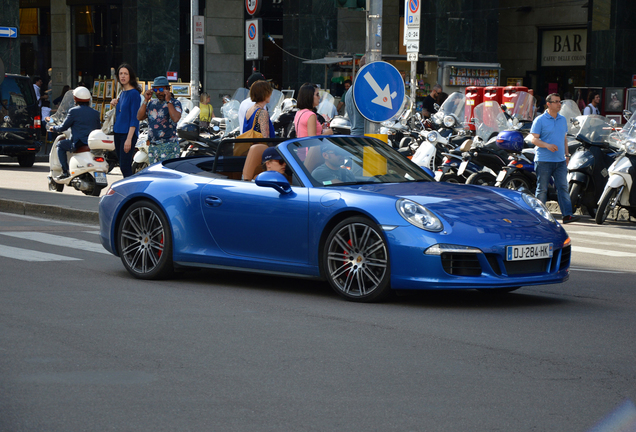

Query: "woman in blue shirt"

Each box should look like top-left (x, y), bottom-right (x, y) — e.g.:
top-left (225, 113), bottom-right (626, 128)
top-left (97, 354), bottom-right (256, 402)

top-left (111, 63), bottom-right (141, 177)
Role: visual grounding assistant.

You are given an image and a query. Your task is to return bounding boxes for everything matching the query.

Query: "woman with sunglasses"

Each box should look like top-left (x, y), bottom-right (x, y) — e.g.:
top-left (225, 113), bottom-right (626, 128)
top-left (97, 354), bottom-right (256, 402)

top-left (111, 63), bottom-right (142, 177)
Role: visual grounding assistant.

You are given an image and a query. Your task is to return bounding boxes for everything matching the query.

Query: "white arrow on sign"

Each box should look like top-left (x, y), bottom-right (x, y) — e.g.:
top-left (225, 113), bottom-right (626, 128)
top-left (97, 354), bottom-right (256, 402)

top-left (0, 28), bottom-right (17, 38)
top-left (364, 72), bottom-right (398, 110)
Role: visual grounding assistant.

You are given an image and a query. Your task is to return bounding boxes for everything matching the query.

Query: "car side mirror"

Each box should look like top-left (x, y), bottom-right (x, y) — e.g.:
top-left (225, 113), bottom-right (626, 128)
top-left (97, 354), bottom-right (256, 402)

top-left (255, 171), bottom-right (292, 195)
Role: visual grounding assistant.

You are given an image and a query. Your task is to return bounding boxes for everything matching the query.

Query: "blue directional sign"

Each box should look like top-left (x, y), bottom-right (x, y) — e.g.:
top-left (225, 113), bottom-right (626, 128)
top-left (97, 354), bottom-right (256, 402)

top-left (0, 27), bottom-right (17, 38)
top-left (352, 61), bottom-right (406, 123)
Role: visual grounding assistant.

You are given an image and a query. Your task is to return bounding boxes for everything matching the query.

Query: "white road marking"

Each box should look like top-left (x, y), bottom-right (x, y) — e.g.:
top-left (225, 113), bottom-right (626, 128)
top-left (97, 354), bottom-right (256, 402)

top-left (567, 230), bottom-right (636, 241)
top-left (0, 245), bottom-right (81, 262)
top-left (572, 238), bottom-right (636, 249)
top-left (0, 232), bottom-right (110, 255)
top-left (83, 231), bottom-right (101, 235)
top-left (572, 245), bottom-right (636, 258)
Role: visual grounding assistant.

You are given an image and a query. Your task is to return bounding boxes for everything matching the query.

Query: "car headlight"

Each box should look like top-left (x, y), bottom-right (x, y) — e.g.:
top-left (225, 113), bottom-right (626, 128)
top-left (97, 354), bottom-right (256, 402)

top-left (522, 193), bottom-right (555, 223)
top-left (396, 199), bottom-right (443, 232)
top-left (427, 131), bottom-right (438, 143)
top-left (443, 115), bottom-right (455, 128)
top-left (624, 139), bottom-right (636, 155)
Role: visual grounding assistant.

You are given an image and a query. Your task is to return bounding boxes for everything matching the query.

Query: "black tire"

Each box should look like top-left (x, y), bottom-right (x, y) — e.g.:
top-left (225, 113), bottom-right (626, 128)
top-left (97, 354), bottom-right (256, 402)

top-left (439, 173), bottom-right (465, 184)
top-left (466, 171), bottom-right (496, 186)
top-left (595, 188), bottom-right (618, 225)
top-left (569, 182), bottom-right (583, 213)
top-left (117, 200), bottom-right (175, 279)
top-left (323, 216), bottom-right (391, 302)
top-left (500, 173), bottom-right (533, 194)
top-left (18, 153), bottom-right (36, 168)
top-left (89, 186), bottom-right (104, 197)
top-left (48, 177), bottom-right (64, 192)
top-left (131, 161), bottom-right (148, 174)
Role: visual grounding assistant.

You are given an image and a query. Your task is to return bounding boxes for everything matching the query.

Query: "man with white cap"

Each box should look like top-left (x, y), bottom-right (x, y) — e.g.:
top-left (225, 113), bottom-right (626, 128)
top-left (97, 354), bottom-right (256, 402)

top-left (49, 86), bottom-right (101, 180)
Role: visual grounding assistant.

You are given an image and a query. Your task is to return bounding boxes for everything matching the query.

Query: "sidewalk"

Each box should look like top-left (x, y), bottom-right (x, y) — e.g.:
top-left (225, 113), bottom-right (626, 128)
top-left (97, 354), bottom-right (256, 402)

top-left (0, 187), bottom-right (100, 224)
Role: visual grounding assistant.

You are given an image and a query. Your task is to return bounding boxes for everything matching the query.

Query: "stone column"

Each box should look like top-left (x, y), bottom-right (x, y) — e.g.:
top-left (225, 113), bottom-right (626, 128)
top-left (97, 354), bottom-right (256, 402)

top-left (50, 0), bottom-right (71, 101)
top-left (204, 0), bottom-right (244, 114)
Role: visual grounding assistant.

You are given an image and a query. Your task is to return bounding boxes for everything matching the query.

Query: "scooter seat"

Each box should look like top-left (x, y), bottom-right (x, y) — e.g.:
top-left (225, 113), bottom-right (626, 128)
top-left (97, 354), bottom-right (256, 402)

top-left (75, 145), bottom-right (90, 153)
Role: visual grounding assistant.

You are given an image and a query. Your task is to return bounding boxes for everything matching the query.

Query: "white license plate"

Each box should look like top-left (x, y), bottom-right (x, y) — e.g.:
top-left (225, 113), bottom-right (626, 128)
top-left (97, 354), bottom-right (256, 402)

top-left (94, 172), bottom-right (108, 185)
top-left (457, 160), bottom-right (468, 176)
top-left (496, 170), bottom-right (506, 182)
top-left (434, 171), bottom-right (443, 181)
top-left (506, 243), bottom-right (553, 261)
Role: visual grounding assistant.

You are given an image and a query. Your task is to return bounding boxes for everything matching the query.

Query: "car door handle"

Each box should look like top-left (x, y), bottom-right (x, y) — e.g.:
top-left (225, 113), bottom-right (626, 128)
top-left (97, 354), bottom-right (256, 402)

top-left (204, 196), bottom-right (222, 207)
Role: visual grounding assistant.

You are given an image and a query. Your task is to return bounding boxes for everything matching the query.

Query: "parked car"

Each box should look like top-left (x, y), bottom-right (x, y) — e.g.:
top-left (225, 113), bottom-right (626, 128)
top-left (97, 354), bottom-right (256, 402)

top-left (99, 136), bottom-right (571, 302)
top-left (0, 74), bottom-right (43, 167)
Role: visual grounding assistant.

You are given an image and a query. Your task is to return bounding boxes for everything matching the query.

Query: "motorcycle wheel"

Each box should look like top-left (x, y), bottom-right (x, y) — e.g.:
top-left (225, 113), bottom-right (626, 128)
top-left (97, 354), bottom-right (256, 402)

top-left (48, 177), bottom-right (64, 192)
top-left (500, 174), bottom-right (533, 194)
top-left (439, 173), bottom-right (465, 184)
top-left (466, 172), bottom-right (496, 186)
top-left (131, 161), bottom-right (149, 174)
top-left (595, 188), bottom-right (618, 225)
top-left (569, 182), bottom-right (583, 213)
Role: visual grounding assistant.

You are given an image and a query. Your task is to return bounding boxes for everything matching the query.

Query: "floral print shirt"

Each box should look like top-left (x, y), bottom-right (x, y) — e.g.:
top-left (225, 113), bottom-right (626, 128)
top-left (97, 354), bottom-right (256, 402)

top-left (147, 99), bottom-right (182, 142)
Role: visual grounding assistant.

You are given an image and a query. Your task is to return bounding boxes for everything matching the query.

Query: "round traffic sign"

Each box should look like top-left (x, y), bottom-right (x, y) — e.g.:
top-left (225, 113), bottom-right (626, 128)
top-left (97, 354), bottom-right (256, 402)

top-left (352, 61), bottom-right (406, 123)
top-left (409, 0), bottom-right (419, 13)
top-left (248, 23), bottom-right (256, 40)
top-left (246, 0), bottom-right (260, 16)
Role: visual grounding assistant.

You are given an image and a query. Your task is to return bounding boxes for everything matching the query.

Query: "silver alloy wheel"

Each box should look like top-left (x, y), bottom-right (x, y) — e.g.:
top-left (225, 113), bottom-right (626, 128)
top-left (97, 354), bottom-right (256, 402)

top-left (120, 206), bottom-right (165, 274)
top-left (326, 222), bottom-right (388, 298)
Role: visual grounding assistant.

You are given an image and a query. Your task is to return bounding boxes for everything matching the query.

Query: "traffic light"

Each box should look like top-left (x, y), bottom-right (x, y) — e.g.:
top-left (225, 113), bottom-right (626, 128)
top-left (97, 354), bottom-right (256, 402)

top-left (335, 0), bottom-right (366, 9)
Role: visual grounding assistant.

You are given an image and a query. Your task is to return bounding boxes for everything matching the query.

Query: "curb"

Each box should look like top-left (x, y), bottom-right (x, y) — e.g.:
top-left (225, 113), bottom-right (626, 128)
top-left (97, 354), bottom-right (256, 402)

top-left (0, 198), bottom-right (99, 225)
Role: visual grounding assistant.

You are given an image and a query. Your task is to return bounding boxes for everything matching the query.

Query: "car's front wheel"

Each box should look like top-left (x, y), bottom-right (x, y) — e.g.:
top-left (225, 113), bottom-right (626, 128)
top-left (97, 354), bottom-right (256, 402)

top-left (117, 200), bottom-right (174, 279)
top-left (323, 216), bottom-right (391, 302)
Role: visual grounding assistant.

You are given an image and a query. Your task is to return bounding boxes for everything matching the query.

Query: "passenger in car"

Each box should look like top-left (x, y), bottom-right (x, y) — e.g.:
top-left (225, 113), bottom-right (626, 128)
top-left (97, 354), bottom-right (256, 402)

top-left (262, 147), bottom-right (287, 175)
top-left (311, 143), bottom-right (355, 185)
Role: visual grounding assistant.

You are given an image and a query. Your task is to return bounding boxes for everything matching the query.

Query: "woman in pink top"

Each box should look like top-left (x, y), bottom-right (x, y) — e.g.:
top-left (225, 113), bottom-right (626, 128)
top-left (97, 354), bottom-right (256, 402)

top-left (294, 84), bottom-right (333, 138)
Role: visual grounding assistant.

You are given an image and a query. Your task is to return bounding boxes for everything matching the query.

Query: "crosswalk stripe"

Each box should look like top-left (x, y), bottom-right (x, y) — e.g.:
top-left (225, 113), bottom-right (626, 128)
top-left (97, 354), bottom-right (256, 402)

top-left (573, 238), bottom-right (636, 249)
top-left (567, 230), bottom-right (636, 241)
top-left (572, 245), bottom-right (636, 258)
top-left (0, 232), bottom-right (110, 255)
top-left (0, 244), bottom-right (81, 262)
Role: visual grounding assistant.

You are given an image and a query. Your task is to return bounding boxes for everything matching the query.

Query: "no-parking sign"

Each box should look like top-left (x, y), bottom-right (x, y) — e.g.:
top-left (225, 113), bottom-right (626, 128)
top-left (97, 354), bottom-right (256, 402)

top-left (245, 19), bottom-right (262, 61)
top-left (405, 0), bottom-right (421, 27)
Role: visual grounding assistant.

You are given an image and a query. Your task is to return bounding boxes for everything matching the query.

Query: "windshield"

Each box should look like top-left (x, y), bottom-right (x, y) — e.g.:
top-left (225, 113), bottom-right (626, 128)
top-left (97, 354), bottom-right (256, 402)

top-left (50, 90), bottom-right (76, 123)
top-left (268, 89), bottom-right (285, 122)
top-left (559, 100), bottom-right (582, 135)
top-left (220, 99), bottom-right (240, 134)
top-left (231, 88), bottom-right (249, 103)
top-left (287, 136), bottom-right (433, 187)
top-left (508, 91), bottom-right (536, 121)
top-left (432, 92), bottom-right (466, 126)
top-left (576, 114), bottom-right (618, 147)
top-left (473, 101), bottom-right (508, 141)
top-left (618, 111), bottom-right (636, 140)
top-left (317, 90), bottom-right (338, 122)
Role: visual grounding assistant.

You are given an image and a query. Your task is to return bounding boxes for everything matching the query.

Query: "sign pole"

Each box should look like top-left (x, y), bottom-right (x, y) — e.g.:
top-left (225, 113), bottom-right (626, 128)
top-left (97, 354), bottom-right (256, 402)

top-left (364, 0), bottom-right (383, 135)
top-left (404, 0), bottom-right (421, 104)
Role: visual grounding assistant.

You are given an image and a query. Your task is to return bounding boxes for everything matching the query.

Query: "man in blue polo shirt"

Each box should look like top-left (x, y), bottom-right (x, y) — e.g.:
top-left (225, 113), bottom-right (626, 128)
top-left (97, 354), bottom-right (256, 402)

top-left (529, 93), bottom-right (580, 224)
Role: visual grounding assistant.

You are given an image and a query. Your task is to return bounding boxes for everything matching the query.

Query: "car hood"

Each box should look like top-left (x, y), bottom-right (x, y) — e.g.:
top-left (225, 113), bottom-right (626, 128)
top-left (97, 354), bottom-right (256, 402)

top-left (346, 182), bottom-right (542, 228)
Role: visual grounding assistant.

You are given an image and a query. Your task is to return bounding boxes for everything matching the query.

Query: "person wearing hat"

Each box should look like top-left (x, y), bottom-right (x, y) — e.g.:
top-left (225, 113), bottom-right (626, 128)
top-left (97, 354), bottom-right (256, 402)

top-left (137, 76), bottom-right (183, 164)
top-left (262, 146), bottom-right (287, 175)
top-left (238, 71), bottom-right (266, 132)
top-left (310, 143), bottom-right (356, 185)
top-left (48, 86), bottom-right (101, 180)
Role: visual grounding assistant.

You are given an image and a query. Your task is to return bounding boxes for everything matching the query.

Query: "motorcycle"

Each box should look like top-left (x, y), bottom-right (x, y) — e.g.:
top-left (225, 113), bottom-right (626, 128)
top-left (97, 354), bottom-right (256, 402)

top-left (567, 114), bottom-right (621, 217)
top-left (46, 91), bottom-right (114, 196)
top-left (595, 110), bottom-right (636, 224)
top-left (438, 100), bottom-right (508, 183)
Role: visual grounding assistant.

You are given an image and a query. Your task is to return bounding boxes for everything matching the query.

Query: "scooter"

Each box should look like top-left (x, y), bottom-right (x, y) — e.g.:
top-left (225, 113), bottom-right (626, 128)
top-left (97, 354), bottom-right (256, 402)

top-left (595, 110), bottom-right (636, 224)
top-left (47, 126), bottom-right (114, 196)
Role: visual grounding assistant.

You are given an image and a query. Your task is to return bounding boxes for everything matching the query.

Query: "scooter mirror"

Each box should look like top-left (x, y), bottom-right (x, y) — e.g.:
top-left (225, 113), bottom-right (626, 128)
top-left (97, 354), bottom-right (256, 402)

top-left (609, 119), bottom-right (617, 127)
top-left (623, 110), bottom-right (632, 121)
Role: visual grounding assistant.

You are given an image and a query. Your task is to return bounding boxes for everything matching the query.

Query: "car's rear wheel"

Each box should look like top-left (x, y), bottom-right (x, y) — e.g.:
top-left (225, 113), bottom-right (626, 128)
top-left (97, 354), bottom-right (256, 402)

top-left (18, 153), bottom-right (36, 167)
top-left (323, 216), bottom-right (391, 302)
top-left (117, 200), bottom-right (174, 279)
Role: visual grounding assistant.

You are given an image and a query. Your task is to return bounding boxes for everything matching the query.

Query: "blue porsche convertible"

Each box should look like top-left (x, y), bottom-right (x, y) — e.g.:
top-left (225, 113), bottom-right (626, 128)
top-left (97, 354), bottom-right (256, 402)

top-left (99, 136), bottom-right (571, 302)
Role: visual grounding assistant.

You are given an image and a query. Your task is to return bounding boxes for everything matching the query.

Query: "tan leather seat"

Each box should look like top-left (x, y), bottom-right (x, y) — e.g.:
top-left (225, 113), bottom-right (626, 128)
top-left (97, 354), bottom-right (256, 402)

top-left (304, 146), bottom-right (324, 174)
top-left (242, 144), bottom-right (268, 181)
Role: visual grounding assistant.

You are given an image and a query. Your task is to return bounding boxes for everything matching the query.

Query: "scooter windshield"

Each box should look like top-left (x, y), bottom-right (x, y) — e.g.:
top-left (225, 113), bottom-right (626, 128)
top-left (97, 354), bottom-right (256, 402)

top-left (473, 101), bottom-right (508, 142)
top-left (576, 115), bottom-right (618, 148)
top-left (267, 89), bottom-right (285, 122)
top-left (231, 88), bottom-right (250, 103)
top-left (559, 100), bottom-right (582, 135)
top-left (220, 99), bottom-right (240, 134)
top-left (317, 90), bottom-right (337, 122)
top-left (509, 91), bottom-right (536, 121)
top-left (50, 90), bottom-right (76, 123)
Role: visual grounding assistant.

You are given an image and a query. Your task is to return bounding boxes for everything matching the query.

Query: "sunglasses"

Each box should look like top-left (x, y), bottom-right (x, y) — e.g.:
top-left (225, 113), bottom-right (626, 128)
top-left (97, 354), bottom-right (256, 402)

top-left (152, 87), bottom-right (166, 92)
top-left (547, 100), bottom-right (562, 104)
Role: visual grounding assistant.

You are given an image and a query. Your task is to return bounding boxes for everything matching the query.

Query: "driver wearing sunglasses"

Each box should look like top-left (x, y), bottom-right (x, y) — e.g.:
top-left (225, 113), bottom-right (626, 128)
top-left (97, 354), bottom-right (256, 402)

top-left (137, 75), bottom-right (183, 164)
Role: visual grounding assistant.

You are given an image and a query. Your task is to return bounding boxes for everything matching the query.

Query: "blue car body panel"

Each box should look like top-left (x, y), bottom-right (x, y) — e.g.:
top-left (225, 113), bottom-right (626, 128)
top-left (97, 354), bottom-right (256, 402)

top-left (99, 137), bottom-right (571, 290)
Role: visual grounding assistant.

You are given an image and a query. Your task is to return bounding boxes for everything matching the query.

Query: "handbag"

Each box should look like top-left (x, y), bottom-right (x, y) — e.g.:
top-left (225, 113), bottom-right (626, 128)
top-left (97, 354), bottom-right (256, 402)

top-left (234, 108), bottom-right (264, 156)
